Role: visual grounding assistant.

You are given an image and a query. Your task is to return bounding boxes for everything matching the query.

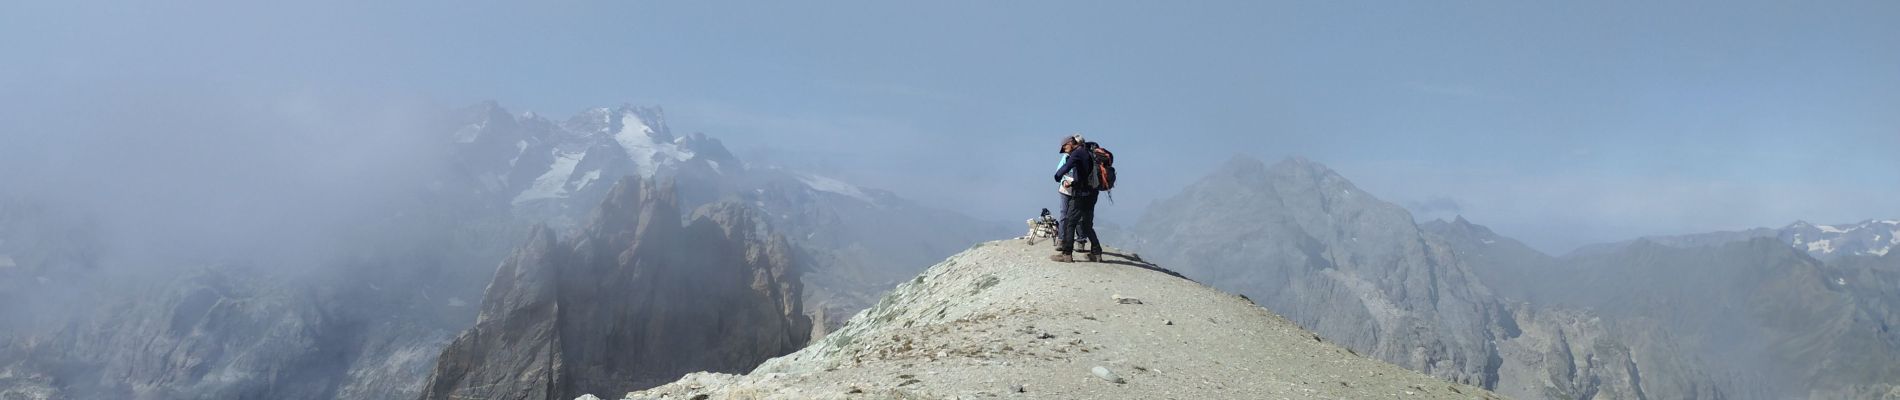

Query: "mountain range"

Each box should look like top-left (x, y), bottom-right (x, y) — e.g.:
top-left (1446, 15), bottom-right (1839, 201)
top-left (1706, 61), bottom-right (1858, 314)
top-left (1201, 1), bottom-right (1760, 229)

top-left (1121, 155), bottom-right (1897, 399)
top-left (0, 102), bottom-right (1002, 400)
top-left (4, 102), bottom-right (1896, 399)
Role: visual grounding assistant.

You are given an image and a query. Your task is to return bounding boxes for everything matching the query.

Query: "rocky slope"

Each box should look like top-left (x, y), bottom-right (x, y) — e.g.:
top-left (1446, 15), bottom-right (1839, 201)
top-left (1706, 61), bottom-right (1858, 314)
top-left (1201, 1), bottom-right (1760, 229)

top-left (1123, 155), bottom-right (1719, 400)
top-left (417, 176), bottom-right (810, 400)
top-left (617, 239), bottom-right (1500, 400)
top-left (1419, 216), bottom-right (1557, 303)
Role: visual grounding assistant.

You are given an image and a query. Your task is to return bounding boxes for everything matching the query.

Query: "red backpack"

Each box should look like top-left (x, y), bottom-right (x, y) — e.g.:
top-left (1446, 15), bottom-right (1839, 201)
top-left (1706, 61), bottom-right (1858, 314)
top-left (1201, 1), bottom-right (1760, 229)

top-left (1086, 142), bottom-right (1115, 191)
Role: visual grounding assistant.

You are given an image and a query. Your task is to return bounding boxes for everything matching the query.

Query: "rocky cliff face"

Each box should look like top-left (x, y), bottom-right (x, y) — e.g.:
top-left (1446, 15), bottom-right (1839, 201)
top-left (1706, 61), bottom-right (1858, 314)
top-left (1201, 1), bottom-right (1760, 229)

top-left (1419, 216), bottom-right (1558, 303)
top-left (1490, 306), bottom-right (1721, 400)
top-left (619, 240), bottom-right (1501, 400)
top-left (417, 176), bottom-right (810, 400)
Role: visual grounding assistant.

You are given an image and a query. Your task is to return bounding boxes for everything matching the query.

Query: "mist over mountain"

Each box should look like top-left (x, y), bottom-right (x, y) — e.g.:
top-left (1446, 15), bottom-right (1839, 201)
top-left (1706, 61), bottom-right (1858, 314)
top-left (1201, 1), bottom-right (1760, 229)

top-left (0, 101), bottom-right (1004, 400)
top-left (5, 2), bottom-right (1899, 399)
top-left (3, 103), bottom-right (1894, 399)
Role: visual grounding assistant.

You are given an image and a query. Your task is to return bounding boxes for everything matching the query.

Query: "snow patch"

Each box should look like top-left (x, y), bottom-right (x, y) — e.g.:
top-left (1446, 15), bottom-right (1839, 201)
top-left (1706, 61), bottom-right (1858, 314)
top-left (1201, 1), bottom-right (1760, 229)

top-left (1480, 239), bottom-right (1496, 245)
top-left (1807, 239), bottom-right (1835, 255)
top-left (513, 150), bottom-right (584, 205)
top-left (573, 168), bottom-right (603, 192)
top-left (452, 122), bottom-right (484, 143)
top-left (507, 140), bottom-right (528, 167)
top-left (612, 112), bottom-right (692, 178)
top-left (796, 174), bottom-right (873, 202)
top-left (1817, 224), bottom-right (1847, 233)
top-left (1837, 277), bottom-right (1848, 286)
top-left (1870, 247), bottom-right (1891, 257)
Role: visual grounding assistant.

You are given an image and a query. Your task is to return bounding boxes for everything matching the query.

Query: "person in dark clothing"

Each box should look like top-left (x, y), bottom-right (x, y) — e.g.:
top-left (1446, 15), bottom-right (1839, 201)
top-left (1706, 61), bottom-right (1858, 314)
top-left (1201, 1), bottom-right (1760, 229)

top-left (1052, 135), bottom-right (1102, 262)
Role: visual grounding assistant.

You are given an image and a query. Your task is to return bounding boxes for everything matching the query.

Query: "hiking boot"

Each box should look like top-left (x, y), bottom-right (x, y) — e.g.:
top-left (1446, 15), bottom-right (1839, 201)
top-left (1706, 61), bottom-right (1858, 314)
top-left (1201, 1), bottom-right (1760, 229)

top-left (1085, 253), bottom-right (1102, 262)
top-left (1049, 253), bottom-right (1074, 262)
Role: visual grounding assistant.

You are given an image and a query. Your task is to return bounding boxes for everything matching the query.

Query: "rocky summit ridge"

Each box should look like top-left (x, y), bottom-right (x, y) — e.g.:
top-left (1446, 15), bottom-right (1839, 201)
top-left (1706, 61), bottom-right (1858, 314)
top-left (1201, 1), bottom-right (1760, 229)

top-left (611, 239), bottom-right (1499, 400)
top-left (417, 176), bottom-right (810, 400)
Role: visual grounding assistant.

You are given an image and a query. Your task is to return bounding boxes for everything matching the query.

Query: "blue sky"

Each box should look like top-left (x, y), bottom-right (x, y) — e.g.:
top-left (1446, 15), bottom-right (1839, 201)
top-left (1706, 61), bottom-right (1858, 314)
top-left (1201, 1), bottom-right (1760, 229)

top-left (4, 1), bottom-right (1897, 253)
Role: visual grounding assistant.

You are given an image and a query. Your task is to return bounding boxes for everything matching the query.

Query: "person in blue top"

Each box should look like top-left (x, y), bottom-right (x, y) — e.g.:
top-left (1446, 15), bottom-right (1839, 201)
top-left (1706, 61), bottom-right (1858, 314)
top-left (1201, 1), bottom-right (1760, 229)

top-left (1052, 134), bottom-right (1102, 262)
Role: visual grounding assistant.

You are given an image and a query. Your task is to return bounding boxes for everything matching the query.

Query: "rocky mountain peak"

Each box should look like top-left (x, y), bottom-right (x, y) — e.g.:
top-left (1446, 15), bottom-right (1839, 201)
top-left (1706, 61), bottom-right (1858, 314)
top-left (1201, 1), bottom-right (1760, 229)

top-left (619, 240), bottom-right (1500, 399)
top-left (689, 200), bottom-right (772, 242)
top-left (417, 176), bottom-right (809, 400)
top-left (1452, 214), bottom-right (1473, 226)
top-left (1212, 153), bottom-right (1270, 177)
top-left (582, 176), bottom-right (681, 243)
top-left (1267, 154), bottom-right (1323, 173)
top-left (1134, 154), bottom-right (1506, 387)
top-left (1425, 215), bottom-right (1500, 242)
top-left (452, 101), bottom-right (525, 145)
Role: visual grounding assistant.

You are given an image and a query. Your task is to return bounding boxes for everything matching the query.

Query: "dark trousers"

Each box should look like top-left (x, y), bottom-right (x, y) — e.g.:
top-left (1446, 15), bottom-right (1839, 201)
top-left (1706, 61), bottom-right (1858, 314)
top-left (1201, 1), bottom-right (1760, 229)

top-left (1058, 192), bottom-right (1100, 255)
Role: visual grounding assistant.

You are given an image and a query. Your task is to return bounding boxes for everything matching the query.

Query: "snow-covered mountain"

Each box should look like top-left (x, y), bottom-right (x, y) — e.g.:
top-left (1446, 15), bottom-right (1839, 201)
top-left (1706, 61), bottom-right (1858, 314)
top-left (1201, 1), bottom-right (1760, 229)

top-left (443, 100), bottom-right (1010, 335)
top-left (442, 102), bottom-right (923, 235)
top-left (1569, 218), bottom-right (1900, 261)
top-left (1782, 219), bottom-right (1900, 258)
top-left (445, 102), bottom-right (738, 221)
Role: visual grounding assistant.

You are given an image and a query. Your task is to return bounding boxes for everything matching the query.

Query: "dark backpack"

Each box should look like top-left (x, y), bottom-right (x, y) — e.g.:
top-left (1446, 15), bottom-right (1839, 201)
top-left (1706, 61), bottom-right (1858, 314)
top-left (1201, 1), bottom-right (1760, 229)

top-left (1086, 142), bottom-right (1115, 191)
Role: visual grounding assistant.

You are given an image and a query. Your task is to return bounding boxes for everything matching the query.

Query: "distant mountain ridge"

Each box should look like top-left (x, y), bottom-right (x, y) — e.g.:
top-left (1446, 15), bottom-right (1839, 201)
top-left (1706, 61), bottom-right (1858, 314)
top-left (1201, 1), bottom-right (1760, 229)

top-left (1566, 218), bottom-right (1900, 260)
top-left (1124, 155), bottom-right (1719, 399)
top-left (1427, 212), bottom-right (1900, 398)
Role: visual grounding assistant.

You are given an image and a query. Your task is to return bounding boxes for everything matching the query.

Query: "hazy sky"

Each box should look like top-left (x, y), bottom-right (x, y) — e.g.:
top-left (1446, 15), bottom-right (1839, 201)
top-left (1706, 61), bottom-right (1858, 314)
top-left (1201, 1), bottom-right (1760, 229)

top-left (5, 1), bottom-right (1898, 254)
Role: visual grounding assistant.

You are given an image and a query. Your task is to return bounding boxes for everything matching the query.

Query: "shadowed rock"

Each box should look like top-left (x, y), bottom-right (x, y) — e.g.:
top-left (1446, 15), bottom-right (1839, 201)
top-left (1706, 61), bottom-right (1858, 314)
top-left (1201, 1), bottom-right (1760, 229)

top-left (417, 176), bottom-right (810, 400)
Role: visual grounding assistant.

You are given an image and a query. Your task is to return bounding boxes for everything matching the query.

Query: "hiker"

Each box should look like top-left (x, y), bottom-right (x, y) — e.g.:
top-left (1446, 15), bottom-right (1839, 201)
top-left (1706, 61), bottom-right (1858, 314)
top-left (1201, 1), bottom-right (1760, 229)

top-left (1054, 137), bottom-right (1080, 249)
top-left (1052, 134), bottom-right (1103, 262)
top-left (1053, 136), bottom-right (1101, 252)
